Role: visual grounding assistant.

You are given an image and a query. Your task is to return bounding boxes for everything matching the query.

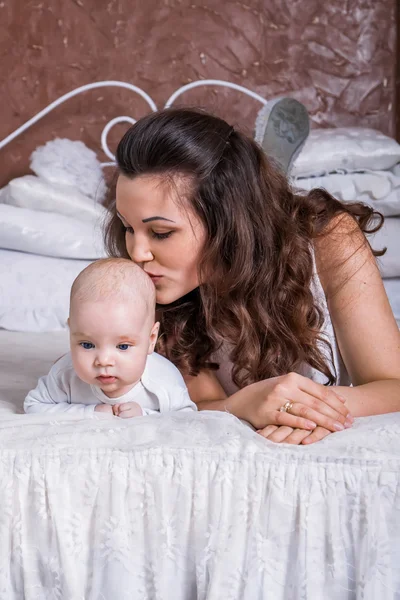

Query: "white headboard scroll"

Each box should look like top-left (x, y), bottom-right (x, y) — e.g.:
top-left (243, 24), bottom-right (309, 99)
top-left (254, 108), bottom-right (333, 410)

top-left (0, 79), bottom-right (267, 166)
top-left (165, 79), bottom-right (267, 109)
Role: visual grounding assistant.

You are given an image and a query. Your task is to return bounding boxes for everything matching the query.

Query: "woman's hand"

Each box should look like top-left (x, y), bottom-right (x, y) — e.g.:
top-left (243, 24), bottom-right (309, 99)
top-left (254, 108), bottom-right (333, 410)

top-left (238, 372), bottom-right (353, 433)
top-left (256, 424), bottom-right (332, 445)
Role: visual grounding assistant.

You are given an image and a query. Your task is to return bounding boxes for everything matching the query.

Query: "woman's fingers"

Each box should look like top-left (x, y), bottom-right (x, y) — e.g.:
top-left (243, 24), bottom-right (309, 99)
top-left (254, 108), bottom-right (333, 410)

top-left (257, 425), bottom-right (312, 445)
top-left (253, 373), bottom-right (355, 432)
top-left (301, 426), bottom-right (331, 445)
top-left (298, 379), bottom-right (352, 420)
top-left (282, 428), bottom-right (312, 445)
top-left (269, 410), bottom-right (317, 430)
top-left (256, 425), bottom-right (278, 438)
top-left (259, 426), bottom-right (294, 443)
top-left (270, 374), bottom-right (353, 432)
top-left (287, 400), bottom-right (352, 432)
top-left (294, 389), bottom-right (349, 423)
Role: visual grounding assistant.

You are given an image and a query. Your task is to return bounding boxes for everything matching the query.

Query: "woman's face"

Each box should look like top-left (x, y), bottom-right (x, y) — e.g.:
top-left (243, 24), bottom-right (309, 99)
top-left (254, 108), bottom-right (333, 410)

top-left (116, 174), bottom-right (206, 305)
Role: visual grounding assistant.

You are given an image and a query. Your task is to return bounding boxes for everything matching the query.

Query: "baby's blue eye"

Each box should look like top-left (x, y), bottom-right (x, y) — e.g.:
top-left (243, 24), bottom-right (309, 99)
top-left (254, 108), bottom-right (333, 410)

top-left (117, 344), bottom-right (130, 351)
top-left (80, 342), bottom-right (94, 350)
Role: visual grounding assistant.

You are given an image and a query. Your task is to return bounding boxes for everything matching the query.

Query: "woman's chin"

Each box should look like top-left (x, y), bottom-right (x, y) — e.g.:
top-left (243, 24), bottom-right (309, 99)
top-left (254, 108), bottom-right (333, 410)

top-left (156, 285), bottom-right (198, 306)
top-left (155, 291), bottom-right (179, 305)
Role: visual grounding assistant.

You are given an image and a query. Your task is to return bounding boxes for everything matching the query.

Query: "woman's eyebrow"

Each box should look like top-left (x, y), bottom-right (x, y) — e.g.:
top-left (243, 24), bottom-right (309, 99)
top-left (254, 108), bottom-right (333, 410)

top-left (116, 212), bottom-right (175, 224)
top-left (142, 216), bottom-right (175, 223)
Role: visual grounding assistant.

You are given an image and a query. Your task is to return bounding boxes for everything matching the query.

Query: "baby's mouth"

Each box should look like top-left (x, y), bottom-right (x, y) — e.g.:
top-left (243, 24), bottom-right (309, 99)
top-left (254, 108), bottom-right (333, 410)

top-left (96, 375), bottom-right (117, 384)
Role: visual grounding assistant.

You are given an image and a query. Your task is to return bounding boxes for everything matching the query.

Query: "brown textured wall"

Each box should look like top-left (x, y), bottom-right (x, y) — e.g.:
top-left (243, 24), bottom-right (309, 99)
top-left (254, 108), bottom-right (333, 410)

top-left (0, 0), bottom-right (397, 188)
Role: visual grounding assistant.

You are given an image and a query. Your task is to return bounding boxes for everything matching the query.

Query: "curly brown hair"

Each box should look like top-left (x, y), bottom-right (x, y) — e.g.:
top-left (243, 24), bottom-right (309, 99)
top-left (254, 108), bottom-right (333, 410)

top-left (104, 107), bottom-right (384, 388)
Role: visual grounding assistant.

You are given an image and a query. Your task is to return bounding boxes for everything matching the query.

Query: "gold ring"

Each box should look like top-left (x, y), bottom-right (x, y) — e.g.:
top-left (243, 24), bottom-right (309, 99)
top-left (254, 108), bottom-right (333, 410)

top-left (279, 401), bottom-right (293, 413)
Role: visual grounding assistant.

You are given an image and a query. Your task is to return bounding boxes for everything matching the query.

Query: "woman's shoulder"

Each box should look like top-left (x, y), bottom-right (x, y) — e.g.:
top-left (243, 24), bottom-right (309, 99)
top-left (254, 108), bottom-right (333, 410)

top-left (313, 213), bottom-right (374, 298)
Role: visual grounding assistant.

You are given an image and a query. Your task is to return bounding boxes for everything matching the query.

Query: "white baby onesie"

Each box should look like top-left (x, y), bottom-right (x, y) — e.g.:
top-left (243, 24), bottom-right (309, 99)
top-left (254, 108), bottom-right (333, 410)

top-left (24, 351), bottom-right (197, 417)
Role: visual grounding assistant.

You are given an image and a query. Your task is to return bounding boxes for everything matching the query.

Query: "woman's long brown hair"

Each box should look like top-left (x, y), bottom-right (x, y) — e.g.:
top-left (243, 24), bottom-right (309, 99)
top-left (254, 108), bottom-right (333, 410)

top-left (105, 108), bottom-right (384, 387)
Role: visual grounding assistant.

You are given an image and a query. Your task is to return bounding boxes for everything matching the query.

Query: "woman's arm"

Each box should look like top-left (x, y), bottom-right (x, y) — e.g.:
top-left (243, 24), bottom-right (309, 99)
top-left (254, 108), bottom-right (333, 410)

top-left (187, 368), bottom-right (351, 432)
top-left (258, 215), bottom-right (400, 445)
top-left (187, 215), bottom-right (400, 433)
top-left (184, 370), bottom-right (227, 407)
top-left (315, 213), bottom-right (400, 417)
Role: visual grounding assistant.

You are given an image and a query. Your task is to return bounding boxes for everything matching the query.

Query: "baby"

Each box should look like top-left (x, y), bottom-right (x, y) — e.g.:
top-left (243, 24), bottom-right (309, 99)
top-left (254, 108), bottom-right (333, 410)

top-left (24, 258), bottom-right (197, 417)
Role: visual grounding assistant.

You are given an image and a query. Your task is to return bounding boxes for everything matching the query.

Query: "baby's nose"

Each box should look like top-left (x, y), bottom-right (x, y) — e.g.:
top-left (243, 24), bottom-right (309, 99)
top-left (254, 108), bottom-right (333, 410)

top-left (95, 353), bottom-right (114, 366)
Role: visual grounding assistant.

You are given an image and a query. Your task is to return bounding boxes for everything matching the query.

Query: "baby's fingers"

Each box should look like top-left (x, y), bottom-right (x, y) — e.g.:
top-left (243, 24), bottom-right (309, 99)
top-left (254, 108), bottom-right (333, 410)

top-left (119, 411), bottom-right (134, 419)
top-left (117, 403), bottom-right (132, 412)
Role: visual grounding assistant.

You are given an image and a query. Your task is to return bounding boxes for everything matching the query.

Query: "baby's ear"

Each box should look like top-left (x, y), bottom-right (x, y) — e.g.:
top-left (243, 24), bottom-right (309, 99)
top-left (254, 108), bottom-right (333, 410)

top-left (148, 321), bottom-right (160, 354)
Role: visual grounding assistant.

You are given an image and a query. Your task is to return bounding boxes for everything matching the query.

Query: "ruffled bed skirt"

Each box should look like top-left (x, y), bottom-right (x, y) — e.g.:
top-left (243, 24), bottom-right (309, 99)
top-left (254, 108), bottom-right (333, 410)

top-left (0, 411), bottom-right (399, 599)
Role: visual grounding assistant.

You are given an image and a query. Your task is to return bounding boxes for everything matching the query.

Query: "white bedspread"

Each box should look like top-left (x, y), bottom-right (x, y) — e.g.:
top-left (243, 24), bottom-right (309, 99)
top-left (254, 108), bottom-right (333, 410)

top-left (1, 332), bottom-right (400, 599)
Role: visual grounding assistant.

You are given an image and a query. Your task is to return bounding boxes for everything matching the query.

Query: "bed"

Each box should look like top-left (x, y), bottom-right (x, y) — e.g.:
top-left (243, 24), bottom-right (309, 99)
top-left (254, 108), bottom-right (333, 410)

top-left (1, 81), bottom-right (400, 599)
top-left (1, 329), bottom-right (400, 599)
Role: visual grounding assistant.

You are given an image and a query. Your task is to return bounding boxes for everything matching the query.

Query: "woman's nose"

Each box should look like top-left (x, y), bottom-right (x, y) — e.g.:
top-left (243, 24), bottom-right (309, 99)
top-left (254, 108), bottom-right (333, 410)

top-left (126, 234), bottom-right (154, 265)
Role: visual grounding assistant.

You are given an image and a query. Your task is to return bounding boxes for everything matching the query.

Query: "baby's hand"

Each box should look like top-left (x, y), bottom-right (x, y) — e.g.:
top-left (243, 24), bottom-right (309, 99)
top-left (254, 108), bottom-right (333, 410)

top-left (94, 404), bottom-right (114, 415)
top-left (113, 402), bottom-right (143, 419)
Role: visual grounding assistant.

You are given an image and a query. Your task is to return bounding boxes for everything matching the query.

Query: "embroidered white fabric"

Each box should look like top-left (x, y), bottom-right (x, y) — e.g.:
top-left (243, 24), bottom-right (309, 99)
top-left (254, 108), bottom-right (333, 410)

top-left (0, 409), bottom-right (399, 599)
top-left (1, 331), bottom-right (400, 598)
top-left (294, 168), bottom-right (400, 217)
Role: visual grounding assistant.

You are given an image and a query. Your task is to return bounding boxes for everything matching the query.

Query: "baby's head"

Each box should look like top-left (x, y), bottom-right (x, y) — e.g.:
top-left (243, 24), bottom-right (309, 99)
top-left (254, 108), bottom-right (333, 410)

top-left (68, 258), bottom-right (159, 398)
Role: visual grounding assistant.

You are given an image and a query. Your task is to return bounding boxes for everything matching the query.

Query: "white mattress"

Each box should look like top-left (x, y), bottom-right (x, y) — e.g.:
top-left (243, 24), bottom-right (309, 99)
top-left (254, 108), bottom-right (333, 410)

top-left (0, 331), bottom-right (400, 599)
top-left (0, 330), bottom-right (69, 414)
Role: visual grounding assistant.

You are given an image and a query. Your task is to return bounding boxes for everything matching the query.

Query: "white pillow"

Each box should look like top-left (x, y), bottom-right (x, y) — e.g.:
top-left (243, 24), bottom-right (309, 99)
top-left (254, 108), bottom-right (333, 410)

top-left (0, 249), bottom-right (91, 332)
top-left (369, 218), bottom-right (400, 278)
top-left (0, 175), bottom-right (107, 222)
top-left (0, 204), bottom-right (106, 260)
top-left (294, 170), bottom-right (400, 217)
top-left (291, 128), bottom-right (400, 178)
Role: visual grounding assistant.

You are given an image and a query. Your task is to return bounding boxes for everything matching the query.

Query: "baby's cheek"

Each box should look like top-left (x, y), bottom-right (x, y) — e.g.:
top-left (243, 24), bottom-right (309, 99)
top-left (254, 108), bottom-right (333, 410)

top-left (72, 351), bottom-right (92, 384)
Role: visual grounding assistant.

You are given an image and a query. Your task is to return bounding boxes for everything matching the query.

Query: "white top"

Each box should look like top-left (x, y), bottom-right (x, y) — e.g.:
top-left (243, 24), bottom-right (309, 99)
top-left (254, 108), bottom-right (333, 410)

top-left (214, 254), bottom-right (351, 396)
top-left (24, 351), bottom-right (197, 417)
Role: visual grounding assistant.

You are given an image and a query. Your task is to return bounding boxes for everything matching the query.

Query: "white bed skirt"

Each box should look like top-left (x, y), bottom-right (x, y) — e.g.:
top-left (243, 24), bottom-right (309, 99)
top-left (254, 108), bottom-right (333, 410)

top-left (0, 410), bottom-right (399, 600)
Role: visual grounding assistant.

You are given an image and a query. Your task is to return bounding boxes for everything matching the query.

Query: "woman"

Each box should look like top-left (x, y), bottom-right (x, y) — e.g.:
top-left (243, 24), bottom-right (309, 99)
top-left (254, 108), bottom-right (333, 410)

top-left (105, 107), bottom-right (400, 445)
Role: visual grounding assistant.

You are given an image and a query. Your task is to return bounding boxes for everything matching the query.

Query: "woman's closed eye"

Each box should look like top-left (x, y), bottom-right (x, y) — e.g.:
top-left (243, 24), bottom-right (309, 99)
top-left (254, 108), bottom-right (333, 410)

top-left (122, 225), bottom-right (172, 240)
top-left (151, 230), bottom-right (173, 240)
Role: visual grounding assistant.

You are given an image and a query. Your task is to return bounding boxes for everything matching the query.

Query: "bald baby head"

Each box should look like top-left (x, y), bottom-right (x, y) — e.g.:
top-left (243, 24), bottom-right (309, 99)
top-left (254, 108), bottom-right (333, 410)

top-left (70, 258), bottom-right (155, 319)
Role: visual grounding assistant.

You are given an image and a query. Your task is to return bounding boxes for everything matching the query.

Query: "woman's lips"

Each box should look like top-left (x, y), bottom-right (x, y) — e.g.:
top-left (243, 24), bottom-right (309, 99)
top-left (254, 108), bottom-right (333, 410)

top-left (97, 375), bottom-right (117, 385)
top-left (146, 273), bottom-right (163, 284)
